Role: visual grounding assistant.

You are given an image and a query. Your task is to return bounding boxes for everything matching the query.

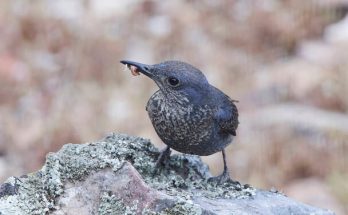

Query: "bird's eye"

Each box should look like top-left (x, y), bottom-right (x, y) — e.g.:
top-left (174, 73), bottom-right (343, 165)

top-left (167, 77), bottom-right (180, 86)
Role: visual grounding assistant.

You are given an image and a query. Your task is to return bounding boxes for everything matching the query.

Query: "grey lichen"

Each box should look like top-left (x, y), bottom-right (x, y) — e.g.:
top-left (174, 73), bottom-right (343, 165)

top-left (0, 133), bottom-right (332, 215)
top-left (98, 192), bottom-right (138, 215)
top-left (0, 133), bottom-right (254, 214)
top-left (0, 175), bottom-right (55, 214)
top-left (144, 154), bottom-right (255, 201)
top-left (161, 201), bottom-right (202, 215)
top-left (0, 178), bottom-right (20, 198)
top-left (0, 134), bottom-right (158, 214)
top-left (106, 134), bottom-right (255, 201)
top-left (141, 200), bottom-right (202, 215)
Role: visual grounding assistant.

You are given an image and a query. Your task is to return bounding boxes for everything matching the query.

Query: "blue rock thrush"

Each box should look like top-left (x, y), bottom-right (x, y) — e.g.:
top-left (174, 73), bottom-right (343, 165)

top-left (121, 60), bottom-right (239, 183)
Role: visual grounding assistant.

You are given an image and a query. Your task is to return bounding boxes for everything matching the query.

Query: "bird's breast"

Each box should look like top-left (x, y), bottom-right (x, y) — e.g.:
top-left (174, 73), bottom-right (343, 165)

top-left (146, 91), bottom-right (230, 155)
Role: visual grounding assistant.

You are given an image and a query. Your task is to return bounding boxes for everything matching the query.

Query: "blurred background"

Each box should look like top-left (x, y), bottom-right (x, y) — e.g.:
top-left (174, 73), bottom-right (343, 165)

top-left (0, 0), bottom-right (348, 213)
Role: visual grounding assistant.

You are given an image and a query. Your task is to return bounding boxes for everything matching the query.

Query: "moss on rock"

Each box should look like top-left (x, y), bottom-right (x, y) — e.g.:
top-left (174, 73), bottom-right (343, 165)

top-left (0, 133), bottom-right (334, 215)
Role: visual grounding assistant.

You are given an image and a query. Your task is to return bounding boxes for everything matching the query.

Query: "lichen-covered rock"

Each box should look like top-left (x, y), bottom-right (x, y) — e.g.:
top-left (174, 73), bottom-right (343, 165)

top-left (0, 133), bottom-right (335, 215)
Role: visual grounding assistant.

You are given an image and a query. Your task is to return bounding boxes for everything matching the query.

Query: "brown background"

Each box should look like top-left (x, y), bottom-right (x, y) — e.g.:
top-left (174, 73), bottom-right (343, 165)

top-left (0, 0), bottom-right (347, 214)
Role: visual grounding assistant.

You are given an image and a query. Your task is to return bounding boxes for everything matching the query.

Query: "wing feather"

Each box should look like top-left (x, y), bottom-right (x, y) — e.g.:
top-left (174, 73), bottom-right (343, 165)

top-left (215, 96), bottom-right (239, 136)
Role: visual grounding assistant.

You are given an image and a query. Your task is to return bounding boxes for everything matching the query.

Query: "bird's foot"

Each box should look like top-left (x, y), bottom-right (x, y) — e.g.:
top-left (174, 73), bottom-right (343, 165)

top-left (152, 147), bottom-right (171, 175)
top-left (208, 170), bottom-right (240, 186)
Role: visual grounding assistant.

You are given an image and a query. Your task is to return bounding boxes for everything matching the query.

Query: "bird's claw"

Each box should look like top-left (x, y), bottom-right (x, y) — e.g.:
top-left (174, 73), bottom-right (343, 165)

top-left (208, 170), bottom-right (240, 186)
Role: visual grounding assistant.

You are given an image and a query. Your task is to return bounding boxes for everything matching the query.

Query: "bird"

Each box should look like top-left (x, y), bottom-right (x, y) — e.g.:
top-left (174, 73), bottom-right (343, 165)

top-left (120, 60), bottom-right (239, 183)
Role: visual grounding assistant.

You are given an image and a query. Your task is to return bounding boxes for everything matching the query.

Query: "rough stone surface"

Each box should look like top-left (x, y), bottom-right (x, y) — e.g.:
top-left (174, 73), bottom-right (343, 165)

top-left (0, 133), bottom-right (335, 215)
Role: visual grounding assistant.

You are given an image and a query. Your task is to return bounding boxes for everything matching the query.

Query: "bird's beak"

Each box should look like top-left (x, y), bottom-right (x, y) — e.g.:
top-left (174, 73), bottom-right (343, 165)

top-left (120, 60), bottom-right (154, 78)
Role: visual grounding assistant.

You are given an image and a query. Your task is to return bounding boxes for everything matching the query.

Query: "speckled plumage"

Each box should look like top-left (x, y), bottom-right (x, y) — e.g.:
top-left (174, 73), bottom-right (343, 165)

top-left (121, 60), bottom-right (239, 182)
top-left (146, 87), bottom-right (238, 156)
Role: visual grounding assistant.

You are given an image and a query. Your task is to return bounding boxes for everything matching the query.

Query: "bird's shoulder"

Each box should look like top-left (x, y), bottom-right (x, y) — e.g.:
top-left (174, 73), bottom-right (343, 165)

top-left (210, 86), bottom-right (239, 136)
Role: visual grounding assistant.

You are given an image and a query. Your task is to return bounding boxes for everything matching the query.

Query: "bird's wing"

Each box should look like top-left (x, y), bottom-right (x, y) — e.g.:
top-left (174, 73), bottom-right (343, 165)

top-left (214, 96), bottom-right (239, 136)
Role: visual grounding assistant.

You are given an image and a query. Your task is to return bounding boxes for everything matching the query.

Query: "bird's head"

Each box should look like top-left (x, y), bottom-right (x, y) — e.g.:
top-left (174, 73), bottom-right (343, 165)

top-left (121, 60), bottom-right (210, 103)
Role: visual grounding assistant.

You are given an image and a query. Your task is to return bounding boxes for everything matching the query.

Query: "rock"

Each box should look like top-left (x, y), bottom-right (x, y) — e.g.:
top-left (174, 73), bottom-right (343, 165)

top-left (51, 163), bottom-right (177, 215)
top-left (0, 133), bottom-right (335, 215)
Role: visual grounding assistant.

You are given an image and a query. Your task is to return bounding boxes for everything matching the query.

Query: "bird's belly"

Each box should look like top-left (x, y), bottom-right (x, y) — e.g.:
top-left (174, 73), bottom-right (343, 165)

top-left (147, 97), bottom-right (231, 156)
top-left (153, 118), bottom-right (231, 155)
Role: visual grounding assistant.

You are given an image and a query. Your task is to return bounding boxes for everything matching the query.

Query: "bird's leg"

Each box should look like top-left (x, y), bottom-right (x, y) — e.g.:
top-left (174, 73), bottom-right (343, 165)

top-left (213, 149), bottom-right (231, 183)
top-left (208, 149), bottom-right (239, 185)
top-left (220, 149), bottom-right (231, 182)
top-left (155, 146), bottom-right (171, 169)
